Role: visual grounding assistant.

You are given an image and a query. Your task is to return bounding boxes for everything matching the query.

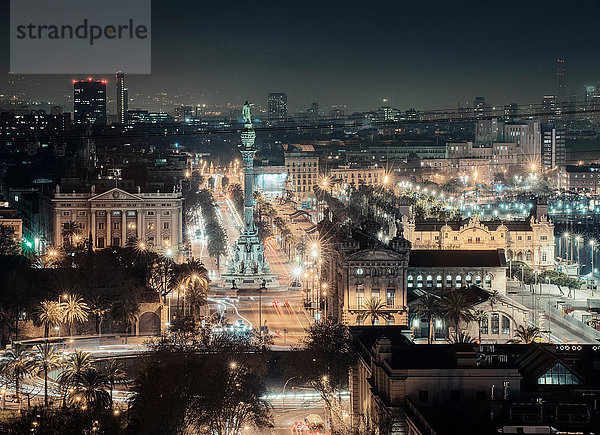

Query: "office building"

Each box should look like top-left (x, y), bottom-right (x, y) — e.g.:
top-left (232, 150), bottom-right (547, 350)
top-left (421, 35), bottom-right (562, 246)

top-left (541, 95), bottom-right (560, 123)
top-left (267, 93), bottom-right (287, 121)
top-left (474, 96), bottom-right (487, 119)
top-left (307, 102), bottom-right (319, 122)
top-left (556, 58), bottom-right (567, 100)
top-left (284, 151), bottom-right (319, 205)
top-left (73, 78), bottom-right (107, 126)
top-left (116, 71), bottom-right (128, 125)
top-left (542, 124), bottom-right (566, 174)
top-left (327, 165), bottom-right (386, 188)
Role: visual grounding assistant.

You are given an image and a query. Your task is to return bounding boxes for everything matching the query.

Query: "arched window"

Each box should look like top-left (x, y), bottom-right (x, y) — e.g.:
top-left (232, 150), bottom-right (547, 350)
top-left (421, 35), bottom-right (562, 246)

top-left (416, 275), bottom-right (423, 288)
top-left (356, 268), bottom-right (363, 275)
top-left (436, 275), bottom-right (443, 288)
top-left (465, 275), bottom-right (472, 283)
top-left (446, 275), bottom-right (452, 287)
top-left (480, 314), bottom-right (489, 335)
top-left (426, 275), bottom-right (433, 288)
top-left (455, 275), bottom-right (462, 287)
top-left (525, 250), bottom-right (533, 262)
top-left (502, 315), bottom-right (510, 335)
top-left (485, 274), bottom-right (492, 288)
top-left (407, 275), bottom-right (413, 288)
top-left (371, 268), bottom-right (378, 277)
top-left (475, 275), bottom-right (482, 285)
top-left (516, 252), bottom-right (523, 261)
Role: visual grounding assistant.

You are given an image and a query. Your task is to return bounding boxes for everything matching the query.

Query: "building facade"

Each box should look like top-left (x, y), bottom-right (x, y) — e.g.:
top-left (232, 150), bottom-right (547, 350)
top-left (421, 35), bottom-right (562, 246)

top-left (403, 214), bottom-right (555, 270)
top-left (284, 152), bottom-right (319, 205)
top-left (73, 78), bottom-right (107, 126)
top-left (0, 207), bottom-right (23, 246)
top-left (49, 186), bottom-right (183, 251)
top-left (337, 229), bottom-right (411, 327)
top-left (267, 92), bottom-right (287, 121)
top-left (328, 165), bottom-right (386, 188)
top-left (566, 164), bottom-right (600, 193)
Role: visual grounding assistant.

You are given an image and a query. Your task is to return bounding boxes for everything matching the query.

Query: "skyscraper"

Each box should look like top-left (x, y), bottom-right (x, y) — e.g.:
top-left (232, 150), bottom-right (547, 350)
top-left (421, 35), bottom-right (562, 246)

top-left (73, 78), bottom-right (107, 126)
top-left (542, 124), bottom-right (566, 174)
top-left (267, 93), bottom-right (287, 121)
top-left (116, 71), bottom-right (128, 125)
top-left (556, 58), bottom-right (567, 100)
top-left (541, 95), bottom-right (559, 123)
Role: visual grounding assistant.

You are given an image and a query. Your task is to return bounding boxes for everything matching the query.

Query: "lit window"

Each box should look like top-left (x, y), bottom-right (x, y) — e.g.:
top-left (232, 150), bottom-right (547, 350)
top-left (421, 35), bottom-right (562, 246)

top-left (537, 363), bottom-right (579, 385)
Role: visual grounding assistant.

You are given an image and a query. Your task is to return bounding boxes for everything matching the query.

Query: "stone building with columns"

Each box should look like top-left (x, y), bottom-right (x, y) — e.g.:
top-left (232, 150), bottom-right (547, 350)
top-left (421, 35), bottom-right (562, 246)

top-left (48, 186), bottom-right (183, 251)
top-left (403, 213), bottom-right (555, 270)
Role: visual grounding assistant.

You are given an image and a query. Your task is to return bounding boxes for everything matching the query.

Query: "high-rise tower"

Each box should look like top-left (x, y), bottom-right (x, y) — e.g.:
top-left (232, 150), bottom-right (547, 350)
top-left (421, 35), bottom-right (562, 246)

top-left (73, 78), bottom-right (107, 126)
top-left (556, 59), bottom-right (567, 100)
top-left (116, 71), bottom-right (128, 125)
top-left (268, 92), bottom-right (287, 121)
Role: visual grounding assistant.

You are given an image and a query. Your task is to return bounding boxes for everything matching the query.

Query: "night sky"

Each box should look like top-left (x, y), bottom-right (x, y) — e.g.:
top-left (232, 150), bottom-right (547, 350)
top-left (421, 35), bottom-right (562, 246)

top-left (1, 0), bottom-right (600, 112)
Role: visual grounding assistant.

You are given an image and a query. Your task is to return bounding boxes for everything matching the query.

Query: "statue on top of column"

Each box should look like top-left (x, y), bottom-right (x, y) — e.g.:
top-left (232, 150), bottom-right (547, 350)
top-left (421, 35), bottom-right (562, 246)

top-left (242, 101), bottom-right (253, 125)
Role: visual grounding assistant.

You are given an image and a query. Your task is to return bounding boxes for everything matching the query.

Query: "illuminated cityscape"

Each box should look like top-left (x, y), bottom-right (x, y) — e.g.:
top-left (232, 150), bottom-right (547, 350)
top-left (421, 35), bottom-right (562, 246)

top-left (0, 1), bottom-right (600, 434)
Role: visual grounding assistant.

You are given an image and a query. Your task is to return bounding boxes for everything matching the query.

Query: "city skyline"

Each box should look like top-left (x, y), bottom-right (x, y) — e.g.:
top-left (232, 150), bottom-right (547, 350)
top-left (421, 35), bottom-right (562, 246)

top-left (3, 1), bottom-right (600, 111)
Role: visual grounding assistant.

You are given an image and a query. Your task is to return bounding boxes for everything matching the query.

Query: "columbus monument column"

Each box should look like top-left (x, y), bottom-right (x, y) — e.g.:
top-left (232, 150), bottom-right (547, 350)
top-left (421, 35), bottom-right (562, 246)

top-left (222, 102), bottom-right (278, 289)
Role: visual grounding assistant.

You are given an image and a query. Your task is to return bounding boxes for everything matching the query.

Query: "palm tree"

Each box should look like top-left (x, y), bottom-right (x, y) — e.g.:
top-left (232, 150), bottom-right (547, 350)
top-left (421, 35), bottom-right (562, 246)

top-left (37, 300), bottom-right (64, 338)
top-left (61, 220), bottom-right (82, 248)
top-left (0, 345), bottom-right (33, 400)
top-left (415, 294), bottom-right (442, 344)
top-left (61, 294), bottom-right (89, 336)
top-left (111, 297), bottom-right (140, 334)
top-left (104, 359), bottom-right (126, 408)
top-left (509, 325), bottom-right (542, 344)
top-left (58, 351), bottom-right (93, 407)
top-left (442, 291), bottom-right (474, 339)
top-left (472, 309), bottom-right (488, 343)
top-left (88, 295), bottom-right (110, 336)
top-left (488, 290), bottom-right (502, 312)
top-left (447, 331), bottom-right (477, 344)
top-left (78, 368), bottom-right (111, 410)
top-left (31, 343), bottom-right (63, 406)
top-left (187, 283), bottom-right (207, 320)
top-left (357, 298), bottom-right (392, 326)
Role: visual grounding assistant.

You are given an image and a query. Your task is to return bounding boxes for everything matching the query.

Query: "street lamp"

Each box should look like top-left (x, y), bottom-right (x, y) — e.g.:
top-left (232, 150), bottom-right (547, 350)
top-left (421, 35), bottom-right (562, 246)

top-left (575, 236), bottom-right (582, 277)
top-left (258, 280), bottom-right (266, 345)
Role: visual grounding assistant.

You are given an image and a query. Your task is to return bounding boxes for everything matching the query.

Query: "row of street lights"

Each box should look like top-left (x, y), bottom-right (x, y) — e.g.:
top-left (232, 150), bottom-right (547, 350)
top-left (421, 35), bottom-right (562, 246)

top-left (562, 232), bottom-right (597, 277)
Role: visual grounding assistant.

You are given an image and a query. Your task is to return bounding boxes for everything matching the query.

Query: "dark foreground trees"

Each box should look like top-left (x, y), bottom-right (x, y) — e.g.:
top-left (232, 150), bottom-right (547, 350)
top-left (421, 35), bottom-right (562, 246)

top-left (127, 332), bottom-right (272, 434)
top-left (283, 322), bottom-right (356, 435)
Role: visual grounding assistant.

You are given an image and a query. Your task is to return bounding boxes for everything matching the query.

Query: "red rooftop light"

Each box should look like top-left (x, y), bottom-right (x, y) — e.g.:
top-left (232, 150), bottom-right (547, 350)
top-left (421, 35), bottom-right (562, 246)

top-left (87, 77), bottom-right (93, 81)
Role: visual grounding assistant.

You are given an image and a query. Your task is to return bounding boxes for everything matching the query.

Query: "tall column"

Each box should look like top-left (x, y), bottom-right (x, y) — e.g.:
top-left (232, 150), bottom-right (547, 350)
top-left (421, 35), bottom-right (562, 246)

top-left (241, 149), bottom-right (256, 232)
top-left (91, 211), bottom-right (96, 249)
top-left (121, 211), bottom-right (126, 247)
top-left (137, 211), bottom-right (142, 240)
top-left (54, 211), bottom-right (61, 246)
top-left (107, 210), bottom-right (112, 246)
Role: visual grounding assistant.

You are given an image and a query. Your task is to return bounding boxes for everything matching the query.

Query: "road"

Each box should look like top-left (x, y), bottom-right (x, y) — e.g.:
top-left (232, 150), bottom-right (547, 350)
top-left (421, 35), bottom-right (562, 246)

top-left (203, 196), bottom-right (312, 346)
top-left (505, 280), bottom-right (600, 343)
